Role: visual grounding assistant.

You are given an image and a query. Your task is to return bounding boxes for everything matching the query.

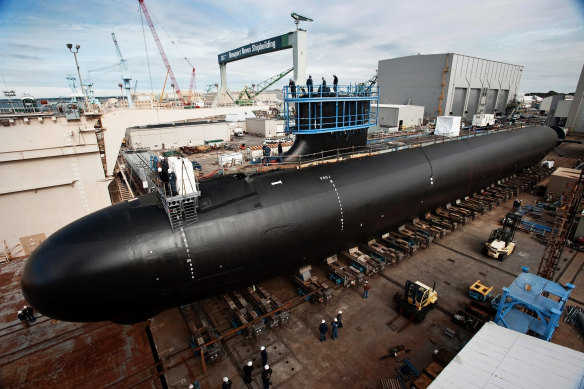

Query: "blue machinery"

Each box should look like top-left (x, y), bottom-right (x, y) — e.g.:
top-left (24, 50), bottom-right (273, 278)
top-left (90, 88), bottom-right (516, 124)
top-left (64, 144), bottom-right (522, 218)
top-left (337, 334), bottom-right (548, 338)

top-left (494, 266), bottom-right (574, 341)
top-left (283, 84), bottom-right (379, 134)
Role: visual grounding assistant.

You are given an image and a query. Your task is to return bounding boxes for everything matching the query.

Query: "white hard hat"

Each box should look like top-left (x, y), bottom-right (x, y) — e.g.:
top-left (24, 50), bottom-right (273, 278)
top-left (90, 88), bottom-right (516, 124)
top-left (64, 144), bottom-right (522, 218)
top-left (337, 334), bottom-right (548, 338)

top-left (23, 305), bottom-right (27, 309)
top-left (321, 319), bottom-right (325, 323)
top-left (334, 318), bottom-right (338, 322)
top-left (338, 310), bottom-right (342, 314)
top-left (247, 361), bottom-right (252, 366)
top-left (168, 169), bottom-right (172, 173)
top-left (18, 310), bottom-right (22, 314)
top-left (260, 346), bottom-right (265, 351)
top-left (223, 377), bottom-right (229, 382)
top-left (160, 156), bottom-right (164, 160)
top-left (189, 385), bottom-right (194, 389)
top-left (264, 364), bottom-right (269, 370)
top-left (158, 167), bottom-right (162, 172)
top-left (365, 281), bottom-right (368, 284)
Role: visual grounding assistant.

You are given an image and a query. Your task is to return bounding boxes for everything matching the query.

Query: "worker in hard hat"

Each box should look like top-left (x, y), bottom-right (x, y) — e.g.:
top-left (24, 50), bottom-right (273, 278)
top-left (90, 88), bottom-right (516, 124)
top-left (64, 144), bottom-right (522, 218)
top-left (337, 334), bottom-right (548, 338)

top-left (260, 345), bottom-right (268, 366)
top-left (336, 310), bottom-right (343, 328)
top-left (221, 376), bottom-right (232, 389)
top-left (243, 360), bottom-right (253, 384)
top-left (363, 280), bottom-right (371, 298)
top-left (331, 317), bottom-right (339, 340)
top-left (318, 319), bottom-right (328, 342)
top-left (261, 364), bottom-right (272, 389)
top-left (289, 78), bottom-right (296, 98)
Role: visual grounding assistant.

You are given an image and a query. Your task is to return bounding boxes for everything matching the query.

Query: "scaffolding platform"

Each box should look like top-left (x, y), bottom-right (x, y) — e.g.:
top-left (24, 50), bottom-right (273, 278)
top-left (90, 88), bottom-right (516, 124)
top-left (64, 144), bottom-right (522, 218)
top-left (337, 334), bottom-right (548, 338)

top-left (494, 266), bottom-right (574, 341)
top-left (123, 150), bottom-right (200, 230)
top-left (283, 84), bottom-right (379, 134)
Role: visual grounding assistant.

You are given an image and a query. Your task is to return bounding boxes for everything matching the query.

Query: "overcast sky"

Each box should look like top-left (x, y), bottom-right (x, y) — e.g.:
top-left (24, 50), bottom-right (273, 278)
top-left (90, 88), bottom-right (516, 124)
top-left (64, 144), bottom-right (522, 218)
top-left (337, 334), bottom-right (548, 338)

top-left (1, 0), bottom-right (583, 98)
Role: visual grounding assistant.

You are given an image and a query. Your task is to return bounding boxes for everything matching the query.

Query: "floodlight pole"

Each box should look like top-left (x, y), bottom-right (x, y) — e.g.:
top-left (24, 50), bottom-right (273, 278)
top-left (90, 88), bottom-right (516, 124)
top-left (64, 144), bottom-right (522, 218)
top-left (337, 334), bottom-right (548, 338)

top-left (66, 43), bottom-right (90, 112)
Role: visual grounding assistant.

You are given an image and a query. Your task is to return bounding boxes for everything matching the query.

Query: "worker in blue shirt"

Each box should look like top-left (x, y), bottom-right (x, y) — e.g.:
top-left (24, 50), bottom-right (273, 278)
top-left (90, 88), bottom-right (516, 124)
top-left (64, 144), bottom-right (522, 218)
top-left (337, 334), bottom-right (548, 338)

top-left (319, 319), bottom-right (328, 342)
top-left (331, 318), bottom-right (339, 340)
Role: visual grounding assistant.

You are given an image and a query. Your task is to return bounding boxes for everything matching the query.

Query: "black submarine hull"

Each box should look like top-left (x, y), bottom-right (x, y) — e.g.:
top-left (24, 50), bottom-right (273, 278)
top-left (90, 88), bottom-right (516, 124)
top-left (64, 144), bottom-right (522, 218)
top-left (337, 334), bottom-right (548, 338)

top-left (21, 127), bottom-right (558, 323)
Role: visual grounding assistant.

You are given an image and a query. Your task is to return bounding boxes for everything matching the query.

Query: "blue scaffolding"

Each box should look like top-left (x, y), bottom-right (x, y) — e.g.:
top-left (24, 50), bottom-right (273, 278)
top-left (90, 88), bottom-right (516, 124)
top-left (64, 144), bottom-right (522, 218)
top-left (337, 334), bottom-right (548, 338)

top-left (494, 266), bottom-right (574, 341)
top-left (283, 84), bottom-right (379, 134)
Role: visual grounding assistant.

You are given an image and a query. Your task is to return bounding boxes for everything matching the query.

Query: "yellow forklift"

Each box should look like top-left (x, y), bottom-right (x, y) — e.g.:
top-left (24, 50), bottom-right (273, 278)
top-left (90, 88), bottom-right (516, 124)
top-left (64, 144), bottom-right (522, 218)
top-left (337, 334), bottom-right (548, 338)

top-left (395, 280), bottom-right (438, 323)
top-left (483, 212), bottom-right (521, 260)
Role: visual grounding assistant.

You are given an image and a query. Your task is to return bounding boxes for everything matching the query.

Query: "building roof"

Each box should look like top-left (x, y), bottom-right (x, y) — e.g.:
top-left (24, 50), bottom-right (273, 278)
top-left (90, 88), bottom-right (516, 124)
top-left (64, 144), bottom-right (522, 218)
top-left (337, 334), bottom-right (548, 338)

top-left (428, 321), bottom-right (584, 389)
top-left (378, 104), bottom-right (424, 109)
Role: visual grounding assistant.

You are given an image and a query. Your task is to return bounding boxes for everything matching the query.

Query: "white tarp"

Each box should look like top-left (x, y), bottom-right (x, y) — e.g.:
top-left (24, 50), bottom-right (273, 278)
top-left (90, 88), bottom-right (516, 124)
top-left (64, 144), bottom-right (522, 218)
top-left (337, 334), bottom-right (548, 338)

top-left (435, 116), bottom-right (461, 137)
top-left (167, 156), bottom-right (197, 195)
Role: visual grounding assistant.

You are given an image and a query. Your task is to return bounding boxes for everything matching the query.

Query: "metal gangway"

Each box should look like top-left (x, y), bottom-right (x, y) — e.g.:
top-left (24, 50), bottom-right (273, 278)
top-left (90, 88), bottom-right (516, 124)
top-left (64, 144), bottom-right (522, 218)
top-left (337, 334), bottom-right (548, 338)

top-left (123, 150), bottom-right (201, 230)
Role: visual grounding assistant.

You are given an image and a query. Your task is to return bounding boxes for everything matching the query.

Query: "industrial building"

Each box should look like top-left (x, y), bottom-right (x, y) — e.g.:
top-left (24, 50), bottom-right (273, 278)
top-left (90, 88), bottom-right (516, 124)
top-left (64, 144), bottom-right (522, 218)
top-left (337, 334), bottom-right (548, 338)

top-left (377, 104), bottom-right (424, 129)
top-left (539, 94), bottom-right (569, 114)
top-left (245, 118), bottom-right (285, 138)
top-left (568, 65), bottom-right (584, 134)
top-left (125, 119), bottom-right (231, 150)
top-left (378, 53), bottom-right (523, 120)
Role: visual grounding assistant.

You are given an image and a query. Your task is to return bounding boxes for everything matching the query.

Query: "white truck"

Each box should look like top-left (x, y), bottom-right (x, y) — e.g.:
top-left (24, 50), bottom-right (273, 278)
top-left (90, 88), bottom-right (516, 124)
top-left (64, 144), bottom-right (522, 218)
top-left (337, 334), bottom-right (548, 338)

top-left (472, 114), bottom-right (495, 127)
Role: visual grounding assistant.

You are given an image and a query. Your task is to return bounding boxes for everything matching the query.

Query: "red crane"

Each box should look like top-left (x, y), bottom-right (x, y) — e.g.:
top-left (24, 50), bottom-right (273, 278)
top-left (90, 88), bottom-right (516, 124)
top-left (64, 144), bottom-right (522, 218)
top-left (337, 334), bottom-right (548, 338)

top-left (138, 0), bottom-right (185, 105)
top-left (185, 58), bottom-right (196, 105)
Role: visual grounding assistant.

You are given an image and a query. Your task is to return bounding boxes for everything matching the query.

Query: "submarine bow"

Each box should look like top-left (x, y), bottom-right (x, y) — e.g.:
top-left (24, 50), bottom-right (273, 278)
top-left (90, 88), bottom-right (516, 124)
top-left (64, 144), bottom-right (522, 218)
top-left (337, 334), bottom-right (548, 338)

top-left (21, 126), bottom-right (558, 323)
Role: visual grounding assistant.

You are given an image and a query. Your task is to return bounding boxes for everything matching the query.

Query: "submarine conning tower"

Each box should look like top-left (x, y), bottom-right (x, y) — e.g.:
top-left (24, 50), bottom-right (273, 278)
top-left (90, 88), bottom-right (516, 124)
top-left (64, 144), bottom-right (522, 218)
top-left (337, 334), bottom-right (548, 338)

top-left (283, 82), bottom-right (379, 157)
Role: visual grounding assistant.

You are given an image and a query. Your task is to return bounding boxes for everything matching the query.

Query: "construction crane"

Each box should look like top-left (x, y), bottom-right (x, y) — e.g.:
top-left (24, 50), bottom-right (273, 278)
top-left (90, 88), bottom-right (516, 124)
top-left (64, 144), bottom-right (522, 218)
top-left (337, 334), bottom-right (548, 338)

top-left (138, 0), bottom-right (185, 105)
top-left (111, 32), bottom-right (134, 108)
top-left (184, 58), bottom-right (196, 105)
top-left (237, 68), bottom-right (293, 105)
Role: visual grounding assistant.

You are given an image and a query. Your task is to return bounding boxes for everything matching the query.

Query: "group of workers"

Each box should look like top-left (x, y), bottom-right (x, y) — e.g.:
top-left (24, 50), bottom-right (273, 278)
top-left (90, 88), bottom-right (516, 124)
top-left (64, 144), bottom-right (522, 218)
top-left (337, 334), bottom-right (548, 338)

top-left (221, 345), bottom-right (272, 388)
top-left (262, 141), bottom-right (284, 164)
top-left (288, 74), bottom-right (339, 98)
top-left (318, 310), bottom-right (344, 341)
top-left (154, 155), bottom-right (178, 196)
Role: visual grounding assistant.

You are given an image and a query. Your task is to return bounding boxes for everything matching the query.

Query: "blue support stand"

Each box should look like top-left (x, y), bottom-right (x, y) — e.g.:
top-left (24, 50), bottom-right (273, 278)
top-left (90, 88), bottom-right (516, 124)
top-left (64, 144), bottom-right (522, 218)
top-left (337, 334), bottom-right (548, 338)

top-left (494, 266), bottom-right (575, 341)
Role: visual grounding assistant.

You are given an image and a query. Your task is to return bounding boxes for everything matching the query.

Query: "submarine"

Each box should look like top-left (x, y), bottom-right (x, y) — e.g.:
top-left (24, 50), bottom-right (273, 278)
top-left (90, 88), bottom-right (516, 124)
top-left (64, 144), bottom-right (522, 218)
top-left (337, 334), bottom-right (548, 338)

top-left (20, 123), bottom-right (560, 324)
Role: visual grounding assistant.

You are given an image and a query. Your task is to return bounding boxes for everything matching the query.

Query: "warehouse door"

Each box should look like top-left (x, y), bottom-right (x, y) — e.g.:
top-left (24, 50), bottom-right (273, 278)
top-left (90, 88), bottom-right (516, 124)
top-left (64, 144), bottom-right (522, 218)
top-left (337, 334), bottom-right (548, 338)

top-left (466, 88), bottom-right (480, 117)
top-left (496, 90), bottom-right (509, 113)
top-left (451, 88), bottom-right (466, 117)
top-left (486, 89), bottom-right (498, 113)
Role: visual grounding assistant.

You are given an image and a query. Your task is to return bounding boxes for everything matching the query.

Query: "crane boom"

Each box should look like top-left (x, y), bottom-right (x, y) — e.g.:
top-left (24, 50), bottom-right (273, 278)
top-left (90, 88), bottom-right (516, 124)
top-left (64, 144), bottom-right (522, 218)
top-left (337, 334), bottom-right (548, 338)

top-left (184, 57), bottom-right (195, 105)
top-left (111, 32), bottom-right (128, 72)
top-left (138, 0), bottom-right (185, 105)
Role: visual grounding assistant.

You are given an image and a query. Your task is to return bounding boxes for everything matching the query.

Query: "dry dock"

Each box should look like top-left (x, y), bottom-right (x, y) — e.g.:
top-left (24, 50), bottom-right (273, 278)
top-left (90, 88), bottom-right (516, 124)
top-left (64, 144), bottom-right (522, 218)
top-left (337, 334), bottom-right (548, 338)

top-left (2, 137), bottom-right (584, 389)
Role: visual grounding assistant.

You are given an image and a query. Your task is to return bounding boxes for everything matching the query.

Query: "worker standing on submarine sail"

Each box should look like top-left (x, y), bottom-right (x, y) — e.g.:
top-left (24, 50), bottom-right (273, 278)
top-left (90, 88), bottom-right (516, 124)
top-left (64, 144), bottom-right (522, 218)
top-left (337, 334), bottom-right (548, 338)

top-left (319, 319), bottom-right (328, 342)
top-left (306, 75), bottom-right (313, 95)
top-left (289, 78), bottom-right (296, 98)
top-left (331, 318), bottom-right (339, 340)
top-left (243, 360), bottom-right (253, 384)
top-left (260, 345), bottom-right (268, 366)
top-left (222, 376), bottom-right (232, 389)
top-left (261, 365), bottom-right (272, 389)
top-left (333, 74), bottom-right (338, 94)
top-left (363, 281), bottom-right (371, 298)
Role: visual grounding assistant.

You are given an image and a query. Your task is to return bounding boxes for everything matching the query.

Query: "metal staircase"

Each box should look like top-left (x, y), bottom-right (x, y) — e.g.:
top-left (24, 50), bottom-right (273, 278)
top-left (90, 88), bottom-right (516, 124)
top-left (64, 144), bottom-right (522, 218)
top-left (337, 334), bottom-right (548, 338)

top-left (123, 150), bottom-right (201, 231)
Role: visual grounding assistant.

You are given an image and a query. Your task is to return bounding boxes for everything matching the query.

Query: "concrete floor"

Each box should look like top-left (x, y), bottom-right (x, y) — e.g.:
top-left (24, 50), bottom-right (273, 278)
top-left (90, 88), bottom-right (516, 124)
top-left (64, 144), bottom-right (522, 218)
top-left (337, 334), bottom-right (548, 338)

top-left (151, 192), bottom-right (584, 389)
